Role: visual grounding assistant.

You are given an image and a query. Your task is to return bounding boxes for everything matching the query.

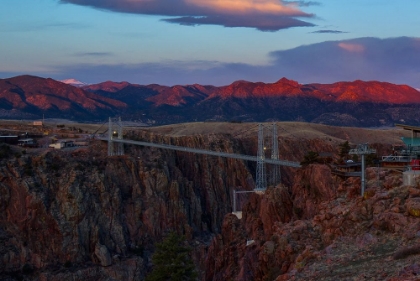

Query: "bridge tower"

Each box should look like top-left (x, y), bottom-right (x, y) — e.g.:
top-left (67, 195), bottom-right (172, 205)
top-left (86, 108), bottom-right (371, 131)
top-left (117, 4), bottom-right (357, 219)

top-left (108, 117), bottom-right (114, 156)
top-left (270, 123), bottom-right (281, 186)
top-left (117, 117), bottom-right (124, 155)
top-left (107, 117), bottom-right (124, 156)
top-left (255, 124), bottom-right (267, 191)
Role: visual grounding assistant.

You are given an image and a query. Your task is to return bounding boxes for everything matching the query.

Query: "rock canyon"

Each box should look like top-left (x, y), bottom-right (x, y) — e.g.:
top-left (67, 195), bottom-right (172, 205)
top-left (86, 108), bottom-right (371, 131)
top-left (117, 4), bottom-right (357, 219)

top-left (1, 122), bottom-right (420, 280)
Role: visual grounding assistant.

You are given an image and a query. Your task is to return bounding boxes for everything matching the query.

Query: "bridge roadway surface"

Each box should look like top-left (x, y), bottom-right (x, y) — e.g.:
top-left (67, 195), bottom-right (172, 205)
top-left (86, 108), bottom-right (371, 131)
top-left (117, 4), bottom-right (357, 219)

top-left (101, 137), bottom-right (301, 168)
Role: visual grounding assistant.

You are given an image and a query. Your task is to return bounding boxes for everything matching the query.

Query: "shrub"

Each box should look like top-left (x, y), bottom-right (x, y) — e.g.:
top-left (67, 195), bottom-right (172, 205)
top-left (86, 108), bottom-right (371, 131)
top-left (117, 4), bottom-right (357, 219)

top-left (300, 151), bottom-right (319, 166)
top-left (146, 232), bottom-right (198, 281)
top-left (64, 260), bottom-right (73, 268)
top-left (0, 144), bottom-right (12, 159)
top-left (22, 263), bottom-right (33, 275)
top-left (339, 141), bottom-right (351, 158)
top-left (130, 245), bottom-right (144, 256)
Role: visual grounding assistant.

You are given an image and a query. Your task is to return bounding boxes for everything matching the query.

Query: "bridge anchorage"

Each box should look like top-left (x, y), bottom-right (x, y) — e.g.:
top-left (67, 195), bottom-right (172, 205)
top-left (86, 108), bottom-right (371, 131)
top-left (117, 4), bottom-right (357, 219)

top-left (104, 118), bottom-right (301, 192)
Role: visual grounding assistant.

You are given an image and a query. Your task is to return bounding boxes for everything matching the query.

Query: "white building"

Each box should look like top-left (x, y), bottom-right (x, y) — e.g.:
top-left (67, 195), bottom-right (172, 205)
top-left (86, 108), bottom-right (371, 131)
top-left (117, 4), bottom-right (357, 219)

top-left (49, 140), bottom-right (74, 149)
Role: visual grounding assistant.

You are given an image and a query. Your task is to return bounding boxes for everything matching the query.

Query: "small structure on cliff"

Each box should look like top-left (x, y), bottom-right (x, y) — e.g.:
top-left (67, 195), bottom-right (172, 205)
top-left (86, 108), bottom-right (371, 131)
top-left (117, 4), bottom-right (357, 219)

top-left (49, 140), bottom-right (74, 149)
top-left (381, 124), bottom-right (420, 169)
top-left (403, 169), bottom-right (420, 186)
top-left (0, 135), bottom-right (18, 145)
top-left (17, 138), bottom-right (37, 147)
top-left (332, 161), bottom-right (362, 177)
top-left (232, 189), bottom-right (256, 219)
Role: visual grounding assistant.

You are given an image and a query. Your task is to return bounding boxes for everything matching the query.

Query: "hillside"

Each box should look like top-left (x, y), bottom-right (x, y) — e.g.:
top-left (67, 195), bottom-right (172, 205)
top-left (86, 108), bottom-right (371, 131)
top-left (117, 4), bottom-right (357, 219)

top-left (0, 75), bottom-right (126, 120)
top-left (84, 78), bottom-right (420, 126)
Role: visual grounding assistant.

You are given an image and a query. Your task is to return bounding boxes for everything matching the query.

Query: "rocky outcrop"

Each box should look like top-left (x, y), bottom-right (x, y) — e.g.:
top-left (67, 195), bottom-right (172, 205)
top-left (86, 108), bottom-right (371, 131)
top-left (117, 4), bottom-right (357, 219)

top-left (291, 164), bottom-right (336, 219)
top-left (0, 132), bottom-right (258, 280)
top-left (205, 165), bottom-right (420, 281)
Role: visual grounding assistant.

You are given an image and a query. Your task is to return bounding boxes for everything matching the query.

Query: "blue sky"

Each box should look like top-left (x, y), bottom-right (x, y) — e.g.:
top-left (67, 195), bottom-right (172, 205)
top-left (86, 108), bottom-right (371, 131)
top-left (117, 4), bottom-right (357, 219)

top-left (0, 0), bottom-right (419, 87)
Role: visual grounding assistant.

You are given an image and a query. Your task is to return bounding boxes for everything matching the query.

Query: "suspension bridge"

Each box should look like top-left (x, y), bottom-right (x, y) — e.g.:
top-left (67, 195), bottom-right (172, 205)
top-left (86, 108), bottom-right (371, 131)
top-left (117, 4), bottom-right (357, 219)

top-left (100, 117), bottom-right (301, 191)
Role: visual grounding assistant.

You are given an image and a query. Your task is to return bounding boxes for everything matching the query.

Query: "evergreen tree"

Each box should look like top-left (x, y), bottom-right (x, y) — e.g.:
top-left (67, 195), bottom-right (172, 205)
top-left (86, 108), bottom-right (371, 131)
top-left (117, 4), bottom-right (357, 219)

top-left (339, 141), bottom-right (351, 158)
top-left (146, 232), bottom-right (198, 281)
top-left (300, 151), bottom-right (319, 166)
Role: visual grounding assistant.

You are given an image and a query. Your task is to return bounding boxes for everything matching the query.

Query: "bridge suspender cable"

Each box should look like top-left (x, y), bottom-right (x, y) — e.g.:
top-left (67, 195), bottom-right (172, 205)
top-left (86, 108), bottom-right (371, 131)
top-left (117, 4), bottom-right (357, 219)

top-left (105, 118), bottom-right (301, 171)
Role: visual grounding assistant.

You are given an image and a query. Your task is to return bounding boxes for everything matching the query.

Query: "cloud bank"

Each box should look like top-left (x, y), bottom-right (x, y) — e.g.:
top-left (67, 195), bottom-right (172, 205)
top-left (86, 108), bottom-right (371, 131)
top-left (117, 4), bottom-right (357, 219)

top-left (5, 37), bottom-right (419, 88)
top-left (267, 37), bottom-right (420, 87)
top-left (311, 29), bottom-right (347, 34)
top-left (60, 0), bottom-right (315, 31)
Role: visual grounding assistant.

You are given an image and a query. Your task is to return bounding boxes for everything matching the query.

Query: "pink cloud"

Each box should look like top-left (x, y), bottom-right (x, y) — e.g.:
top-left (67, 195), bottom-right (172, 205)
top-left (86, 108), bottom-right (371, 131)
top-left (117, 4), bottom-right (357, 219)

top-left (338, 43), bottom-right (365, 53)
top-left (185, 0), bottom-right (307, 16)
top-left (61, 0), bottom-right (315, 31)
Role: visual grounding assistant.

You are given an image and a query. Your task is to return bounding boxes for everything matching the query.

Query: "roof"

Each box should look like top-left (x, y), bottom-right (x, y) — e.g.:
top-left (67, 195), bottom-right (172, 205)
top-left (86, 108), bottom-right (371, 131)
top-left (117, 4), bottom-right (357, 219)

top-left (18, 138), bottom-right (34, 142)
top-left (395, 124), bottom-right (420, 133)
top-left (336, 162), bottom-right (362, 168)
top-left (402, 137), bottom-right (420, 146)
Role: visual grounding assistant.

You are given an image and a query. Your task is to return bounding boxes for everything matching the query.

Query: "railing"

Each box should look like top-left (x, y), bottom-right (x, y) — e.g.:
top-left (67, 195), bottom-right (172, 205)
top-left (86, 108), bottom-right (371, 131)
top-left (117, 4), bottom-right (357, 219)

top-left (406, 165), bottom-right (420, 171)
top-left (381, 155), bottom-right (412, 162)
top-left (331, 170), bottom-right (362, 177)
top-left (399, 149), bottom-right (420, 156)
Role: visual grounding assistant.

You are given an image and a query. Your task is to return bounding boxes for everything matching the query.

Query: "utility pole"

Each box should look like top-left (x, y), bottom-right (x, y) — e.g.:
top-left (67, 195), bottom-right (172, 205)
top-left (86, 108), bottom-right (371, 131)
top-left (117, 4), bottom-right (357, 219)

top-left (349, 143), bottom-right (376, 196)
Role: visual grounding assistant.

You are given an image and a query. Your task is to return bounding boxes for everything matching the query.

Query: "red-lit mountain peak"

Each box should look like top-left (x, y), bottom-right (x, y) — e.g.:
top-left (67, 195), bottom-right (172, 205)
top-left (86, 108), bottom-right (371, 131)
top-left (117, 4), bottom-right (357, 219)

top-left (313, 80), bottom-right (420, 103)
top-left (0, 75), bottom-right (126, 112)
top-left (146, 84), bottom-right (211, 106)
top-left (83, 81), bottom-right (132, 92)
top-left (208, 77), bottom-right (304, 99)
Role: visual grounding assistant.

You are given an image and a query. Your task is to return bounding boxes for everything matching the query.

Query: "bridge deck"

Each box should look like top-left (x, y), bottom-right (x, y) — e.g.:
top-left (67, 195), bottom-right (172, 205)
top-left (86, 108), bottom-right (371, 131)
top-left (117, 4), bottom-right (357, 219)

top-left (101, 137), bottom-right (301, 168)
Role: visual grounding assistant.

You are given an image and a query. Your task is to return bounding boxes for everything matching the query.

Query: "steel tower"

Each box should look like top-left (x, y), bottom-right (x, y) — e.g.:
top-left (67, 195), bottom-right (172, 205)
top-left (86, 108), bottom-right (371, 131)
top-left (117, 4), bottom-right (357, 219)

top-left (255, 124), bottom-right (267, 191)
top-left (270, 123), bottom-right (281, 186)
top-left (108, 117), bottom-right (114, 156)
top-left (349, 143), bottom-right (376, 196)
top-left (107, 117), bottom-right (124, 156)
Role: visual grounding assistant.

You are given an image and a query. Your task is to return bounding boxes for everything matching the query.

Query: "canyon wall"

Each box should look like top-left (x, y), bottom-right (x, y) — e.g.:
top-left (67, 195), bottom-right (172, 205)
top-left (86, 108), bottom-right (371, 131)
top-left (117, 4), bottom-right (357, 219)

top-left (1, 131), bottom-right (404, 280)
top-left (0, 133), bottom-right (271, 280)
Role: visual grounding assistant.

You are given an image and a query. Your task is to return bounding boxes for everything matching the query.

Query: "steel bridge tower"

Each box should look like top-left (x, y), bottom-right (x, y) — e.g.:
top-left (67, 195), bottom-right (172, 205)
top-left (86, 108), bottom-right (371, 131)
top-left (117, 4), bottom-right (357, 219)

top-left (255, 123), bottom-right (282, 191)
top-left (270, 123), bottom-right (281, 186)
top-left (255, 124), bottom-right (267, 191)
top-left (107, 117), bottom-right (124, 156)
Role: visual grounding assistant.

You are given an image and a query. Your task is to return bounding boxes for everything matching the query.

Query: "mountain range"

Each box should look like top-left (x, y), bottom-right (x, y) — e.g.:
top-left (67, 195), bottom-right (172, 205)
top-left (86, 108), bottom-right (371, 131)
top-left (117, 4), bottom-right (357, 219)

top-left (1, 74), bottom-right (420, 126)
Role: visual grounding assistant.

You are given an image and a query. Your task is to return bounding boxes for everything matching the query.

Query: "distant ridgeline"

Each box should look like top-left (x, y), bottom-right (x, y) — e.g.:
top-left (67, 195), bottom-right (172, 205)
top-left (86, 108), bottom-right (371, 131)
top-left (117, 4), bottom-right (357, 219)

top-left (1, 75), bottom-right (420, 127)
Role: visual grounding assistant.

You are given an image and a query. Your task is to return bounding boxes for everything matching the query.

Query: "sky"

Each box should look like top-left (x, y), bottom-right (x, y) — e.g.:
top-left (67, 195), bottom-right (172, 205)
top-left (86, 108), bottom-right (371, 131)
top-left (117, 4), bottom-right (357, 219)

top-left (0, 0), bottom-right (419, 87)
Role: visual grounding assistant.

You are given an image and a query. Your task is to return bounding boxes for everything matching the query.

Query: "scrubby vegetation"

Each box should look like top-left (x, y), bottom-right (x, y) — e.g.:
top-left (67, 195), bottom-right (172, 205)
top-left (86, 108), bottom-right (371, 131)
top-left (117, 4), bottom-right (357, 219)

top-left (146, 232), bottom-right (197, 281)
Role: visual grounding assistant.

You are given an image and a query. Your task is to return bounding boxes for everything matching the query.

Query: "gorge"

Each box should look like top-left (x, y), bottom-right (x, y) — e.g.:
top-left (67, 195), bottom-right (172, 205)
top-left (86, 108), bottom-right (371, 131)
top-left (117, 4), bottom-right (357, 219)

top-left (1, 121), bottom-right (420, 280)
